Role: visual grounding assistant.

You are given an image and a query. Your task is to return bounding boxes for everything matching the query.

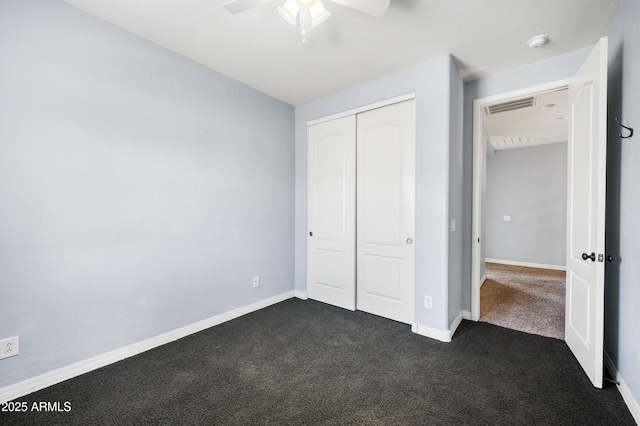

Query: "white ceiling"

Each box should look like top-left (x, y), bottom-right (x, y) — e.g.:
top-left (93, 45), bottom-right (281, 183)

top-left (62, 0), bottom-right (620, 106)
top-left (483, 88), bottom-right (569, 151)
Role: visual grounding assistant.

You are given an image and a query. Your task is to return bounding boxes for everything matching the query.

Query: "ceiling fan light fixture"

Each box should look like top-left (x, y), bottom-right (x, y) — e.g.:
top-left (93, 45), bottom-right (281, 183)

top-left (299, 7), bottom-right (317, 47)
top-left (278, 0), bottom-right (299, 25)
top-left (309, 1), bottom-right (330, 27)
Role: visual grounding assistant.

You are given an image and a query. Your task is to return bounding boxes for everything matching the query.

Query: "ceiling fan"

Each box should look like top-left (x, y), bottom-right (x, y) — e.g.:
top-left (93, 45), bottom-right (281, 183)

top-left (223, 0), bottom-right (390, 46)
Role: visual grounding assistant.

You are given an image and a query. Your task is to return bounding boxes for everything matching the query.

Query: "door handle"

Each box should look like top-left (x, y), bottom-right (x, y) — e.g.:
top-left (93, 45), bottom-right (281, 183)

top-left (582, 252), bottom-right (596, 262)
top-left (406, 238), bottom-right (413, 245)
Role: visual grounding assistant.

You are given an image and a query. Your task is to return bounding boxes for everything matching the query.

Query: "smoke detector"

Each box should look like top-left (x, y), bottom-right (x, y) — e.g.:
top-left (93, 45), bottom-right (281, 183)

top-left (527, 34), bottom-right (548, 48)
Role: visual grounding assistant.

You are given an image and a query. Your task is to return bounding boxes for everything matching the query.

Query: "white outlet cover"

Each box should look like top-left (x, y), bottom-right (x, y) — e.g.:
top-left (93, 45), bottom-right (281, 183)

top-left (424, 296), bottom-right (433, 309)
top-left (0, 336), bottom-right (19, 360)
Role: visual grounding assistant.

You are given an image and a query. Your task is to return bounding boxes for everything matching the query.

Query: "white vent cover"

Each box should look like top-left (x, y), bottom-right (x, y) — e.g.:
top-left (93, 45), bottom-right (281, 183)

top-left (485, 97), bottom-right (535, 115)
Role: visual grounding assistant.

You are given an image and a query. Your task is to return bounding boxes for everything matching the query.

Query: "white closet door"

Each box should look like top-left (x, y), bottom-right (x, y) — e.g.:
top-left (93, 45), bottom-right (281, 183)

top-left (307, 115), bottom-right (356, 310)
top-left (356, 100), bottom-right (415, 324)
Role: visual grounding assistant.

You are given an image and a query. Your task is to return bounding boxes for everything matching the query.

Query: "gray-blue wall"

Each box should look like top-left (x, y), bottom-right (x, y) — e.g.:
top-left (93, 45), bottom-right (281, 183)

top-left (2, 0), bottom-right (637, 411)
top-left (485, 143), bottom-right (567, 267)
top-left (605, 0), bottom-right (640, 409)
top-left (0, 0), bottom-right (294, 388)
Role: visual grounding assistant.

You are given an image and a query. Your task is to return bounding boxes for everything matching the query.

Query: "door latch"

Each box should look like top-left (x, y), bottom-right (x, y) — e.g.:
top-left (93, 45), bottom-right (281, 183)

top-left (598, 254), bottom-right (604, 262)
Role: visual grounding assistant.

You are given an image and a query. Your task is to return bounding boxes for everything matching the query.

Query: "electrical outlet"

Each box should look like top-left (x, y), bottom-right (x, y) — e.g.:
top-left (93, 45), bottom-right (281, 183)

top-left (424, 296), bottom-right (433, 310)
top-left (252, 276), bottom-right (260, 288)
top-left (0, 336), bottom-right (19, 360)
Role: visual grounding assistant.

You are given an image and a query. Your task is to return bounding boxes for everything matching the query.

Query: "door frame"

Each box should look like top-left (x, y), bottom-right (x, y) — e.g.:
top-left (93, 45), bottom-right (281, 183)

top-left (470, 79), bottom-right (571, 321)
top-left (307, 93), bottom-right (415, 127)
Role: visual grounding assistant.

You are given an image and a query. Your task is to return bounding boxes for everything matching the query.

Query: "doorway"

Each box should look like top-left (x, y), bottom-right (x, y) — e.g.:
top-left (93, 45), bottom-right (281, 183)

top-left (478, 88), bottom-right (569, 338)
top-left (472, 37), bottom-right (608, 390)
top-left (471, 80), bottom-right (571, 322)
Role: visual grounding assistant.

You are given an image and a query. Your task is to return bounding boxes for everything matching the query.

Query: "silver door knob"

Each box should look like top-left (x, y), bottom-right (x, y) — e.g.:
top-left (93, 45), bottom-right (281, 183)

top-left (406, 238), bottom-right (413, 245)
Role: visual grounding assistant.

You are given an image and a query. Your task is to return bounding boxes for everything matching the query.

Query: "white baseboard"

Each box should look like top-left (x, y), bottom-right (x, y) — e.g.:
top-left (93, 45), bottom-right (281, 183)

top-left (0, 290), bottom-right (295, 404)
top-left (295, 290), bottom-right (308, 300)
top-left (480, 273), bottom-right (487, 289)
top-left (412, 310), bottom-right (472, 343)
top-left (604, 351), bottom-right (640, 424)
top-left (486, 258), bottom-right (566, 271)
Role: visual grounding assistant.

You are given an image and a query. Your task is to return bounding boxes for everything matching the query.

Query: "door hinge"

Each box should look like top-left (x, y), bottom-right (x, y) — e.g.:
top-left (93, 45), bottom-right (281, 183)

top-left (598, 254), bottom-right (604, 262)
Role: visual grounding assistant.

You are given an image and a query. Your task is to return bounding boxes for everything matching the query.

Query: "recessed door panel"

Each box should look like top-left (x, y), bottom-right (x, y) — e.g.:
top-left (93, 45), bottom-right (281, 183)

top-left (361, 254), bottom-right (402, 301)
top-left (315, 249), bottom-right (348, 290)
top-left (361, 125), bottom-right (402, 246)
top-left (316, 137), bottom-right (348, 242)
top-left (567, 270), bottom-right (591, 346)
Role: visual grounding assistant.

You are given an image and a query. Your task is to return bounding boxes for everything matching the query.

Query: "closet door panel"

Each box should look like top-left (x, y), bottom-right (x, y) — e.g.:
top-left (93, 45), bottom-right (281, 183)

top-left (307, 116), bottom-right (356, 310)
top-left (357, 100), bottom-right (415, 324)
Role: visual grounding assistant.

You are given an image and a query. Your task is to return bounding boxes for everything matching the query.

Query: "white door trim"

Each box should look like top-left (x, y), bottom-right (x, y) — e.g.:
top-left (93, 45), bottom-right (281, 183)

top-left (306, 93), bottom-right (415, 127)
top-left (471, 79), bottom-right (571, 321)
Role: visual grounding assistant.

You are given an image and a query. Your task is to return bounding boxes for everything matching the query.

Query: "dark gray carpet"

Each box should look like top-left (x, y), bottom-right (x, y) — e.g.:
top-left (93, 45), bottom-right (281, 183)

top-left (2, 298), bottom-right (634, 425)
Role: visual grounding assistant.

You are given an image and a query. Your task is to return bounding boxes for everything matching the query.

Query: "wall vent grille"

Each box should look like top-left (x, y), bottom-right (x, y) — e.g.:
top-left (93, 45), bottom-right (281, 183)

top-left (485, 97), bottom-right (535, 115)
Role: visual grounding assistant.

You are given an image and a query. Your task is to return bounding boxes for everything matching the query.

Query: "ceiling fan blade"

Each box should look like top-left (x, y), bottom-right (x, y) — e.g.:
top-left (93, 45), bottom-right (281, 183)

top-left (329, 0), bottom-right (390, 18)
top-left (223, 0), bottom-right (274, 14)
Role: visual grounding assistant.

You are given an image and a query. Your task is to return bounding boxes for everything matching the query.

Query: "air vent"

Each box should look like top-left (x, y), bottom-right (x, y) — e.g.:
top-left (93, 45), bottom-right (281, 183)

top-left (485, 97), bottom-right (535, 115)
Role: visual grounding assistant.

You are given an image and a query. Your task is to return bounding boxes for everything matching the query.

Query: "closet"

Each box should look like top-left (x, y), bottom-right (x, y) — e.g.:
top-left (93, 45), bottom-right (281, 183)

top-left (307, 99), bottom-right (415, 324)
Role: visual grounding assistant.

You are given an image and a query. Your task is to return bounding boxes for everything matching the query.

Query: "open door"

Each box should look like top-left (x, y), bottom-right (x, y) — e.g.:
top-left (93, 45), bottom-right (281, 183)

top-left (565, 37), bottom-right (608, 389)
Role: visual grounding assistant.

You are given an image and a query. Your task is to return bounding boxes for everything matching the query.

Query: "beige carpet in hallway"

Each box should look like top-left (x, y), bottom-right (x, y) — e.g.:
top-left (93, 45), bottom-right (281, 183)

top-left (480, 262), bottom-right (566, 339)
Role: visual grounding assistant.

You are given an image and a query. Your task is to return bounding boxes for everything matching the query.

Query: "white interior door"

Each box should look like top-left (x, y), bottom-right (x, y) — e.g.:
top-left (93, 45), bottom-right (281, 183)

top-left (565, 37), bottom-right (608, 389)
top-left (356, 100), bottom-right (415, 324)
top-left (307, 116), bottom-right (356, 310)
